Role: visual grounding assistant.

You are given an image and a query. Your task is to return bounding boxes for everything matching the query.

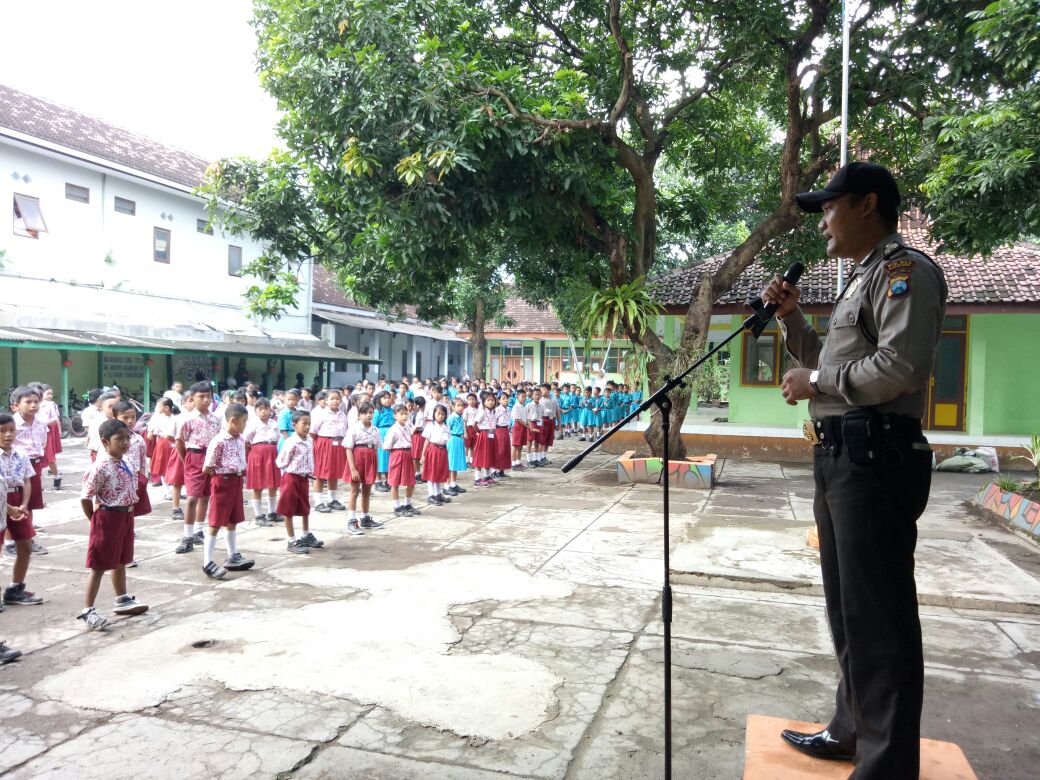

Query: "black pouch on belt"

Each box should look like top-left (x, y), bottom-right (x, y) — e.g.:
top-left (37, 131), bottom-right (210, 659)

top-left (841, 408), bottom-right (881, 465)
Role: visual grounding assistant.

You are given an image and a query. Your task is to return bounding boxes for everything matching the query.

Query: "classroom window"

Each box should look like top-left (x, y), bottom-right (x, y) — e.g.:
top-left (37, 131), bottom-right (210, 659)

top-left (742, 332), bottom-right (778, 385)
top-left (196, 218), bottom-right (214, 235)
top-left (12, 194), bottom-right (47, 238)
top-left (153, 227), bottom-right (171, 263)
top-left (228, 245), bottom-right (243, 276)
top-left (114, 196), bottom-right (136, 215)
top-left (65, 183), bottom-right (90, 203)
top-left (401, 350), bottom-right (408, 377)
top-left (587, 350), bottom-right (620, 373)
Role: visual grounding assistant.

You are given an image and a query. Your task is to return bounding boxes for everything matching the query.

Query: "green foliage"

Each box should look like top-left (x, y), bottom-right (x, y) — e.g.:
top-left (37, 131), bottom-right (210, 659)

top-left (923, 0), bottom-right (1040, 254)
top-left (1012, 433), bottom-right (1040, 485)
top-left (578, 278), bottom-right (663, 341)
top-left (994, 474), bottom-right (1027, 493)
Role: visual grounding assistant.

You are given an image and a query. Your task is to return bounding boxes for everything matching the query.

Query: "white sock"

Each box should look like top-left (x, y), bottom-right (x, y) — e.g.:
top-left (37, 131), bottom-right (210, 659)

top-left (329, 488), bottom-right (338, 502)
top-left (183, 523), bottom-right (193, 538)
top-left (349, 510), bottom-right (356, 520)
top-left (266, 494), bottom-right (276, 514)
top-left (193, 520), bottom-right (204, 533)
top-left (321, 489), bottom-right (330, 504)
top-left (203, 534), bottom-right (217, 566)
top-left (393, 499), bottom-right (400, 508)
top-left (405, 496), bottom-right (412, 507)
top-left (427, 482), bottom-right (435, 497)
top-left (450, 481), bottom-right (457, 488)
top-left (251, 499), bottom-right (262, 518)
top-left (473, 471), bottom-right (481, 483)
top-left (226, 529), bottom-right (238, 556)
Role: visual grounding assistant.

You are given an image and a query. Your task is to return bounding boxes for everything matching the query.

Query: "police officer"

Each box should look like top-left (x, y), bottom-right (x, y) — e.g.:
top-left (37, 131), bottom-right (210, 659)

top-left (761, 161), bottom-right (947, 779)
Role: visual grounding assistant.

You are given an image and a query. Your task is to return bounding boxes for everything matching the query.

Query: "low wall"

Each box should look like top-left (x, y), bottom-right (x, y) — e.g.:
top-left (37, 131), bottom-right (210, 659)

top-left (616, 451), bottom-right (716, 489)
top-left (975, 482), bottom-right (1040, 543)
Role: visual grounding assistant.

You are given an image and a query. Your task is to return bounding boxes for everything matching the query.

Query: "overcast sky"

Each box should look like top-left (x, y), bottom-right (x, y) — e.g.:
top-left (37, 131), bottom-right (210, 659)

top-left (0, 0), bottom-right (281, 161)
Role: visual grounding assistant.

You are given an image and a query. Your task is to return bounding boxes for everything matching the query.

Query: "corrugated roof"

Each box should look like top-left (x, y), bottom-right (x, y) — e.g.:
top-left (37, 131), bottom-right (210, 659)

top-left (0, 84), bottom-right (210, 189)
top-left (650, 224), bottom-right (1040, 308)
top-left (315, 307), bottom-right (466, 343)
top-left (0, 326), bottom-right (374, 362)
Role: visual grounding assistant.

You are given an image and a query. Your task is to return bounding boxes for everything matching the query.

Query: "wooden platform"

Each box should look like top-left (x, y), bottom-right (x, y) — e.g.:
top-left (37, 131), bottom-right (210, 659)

top-left (743, 715), bottom-right (976, 779)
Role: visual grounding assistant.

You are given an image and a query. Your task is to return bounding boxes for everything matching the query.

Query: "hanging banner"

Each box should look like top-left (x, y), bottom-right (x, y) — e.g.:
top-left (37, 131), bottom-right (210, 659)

top-left (101, 354), bottom-right (144, 382)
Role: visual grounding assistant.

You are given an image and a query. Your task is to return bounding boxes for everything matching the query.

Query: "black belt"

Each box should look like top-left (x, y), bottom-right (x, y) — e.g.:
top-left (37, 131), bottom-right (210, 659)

top-left (30, 457), bottom-right (42, 465)
top-left (319, 436), bottom-right (343, 441)
top-left (431, 443), bottom-right (447, 449)
top-left (218, 472), bottom-right (245, 479)
top-left (186, 448), bottom-right (205, 453)
top-left (812, 413), bottom-right (922, 449)
top-left (101, 505), bottom-right (133, 513)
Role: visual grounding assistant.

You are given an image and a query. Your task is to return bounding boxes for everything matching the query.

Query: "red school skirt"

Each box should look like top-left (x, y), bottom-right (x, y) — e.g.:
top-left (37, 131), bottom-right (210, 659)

top-left (421, 443), bottom-right (449, 483)
top-left (277, 472), bottom-right (310, 518)
top-left (495, 425), bottom-right (511, 470)
top-left (165, 448), bottom-right (185, 487)
top-left (43, 420), bottom-right (62, 464)
top-left (86, 507), bottom-right (134, 571)
top-left (313, 436), bottom-right (346, 480)
top-left (411, 431), bottom-right (425, 460)
top-left (184, 449), bottom-right (211, 499)
top-left (208, 474), bottom-right (245, 527)
top-left (511, 423), bottom-right (527, 447)
top-left (472, 429), bottom-right (495, 469)
top-left (464, 424), bottom-right (476, 450)
top-left (388, 448), bottom-right (415, 487)
top-left (343, 445), bottom-right (376, 485)
top-left (5, 488), bottom-right (34, 541)
top-left (145, 435), bottom-right (157, 459)
top-left (246, 442), bottom-right (280, 489)
top-left (133, 472), bottom-right (152, 517)
top-left (151, 437), bottom-right (174, 481)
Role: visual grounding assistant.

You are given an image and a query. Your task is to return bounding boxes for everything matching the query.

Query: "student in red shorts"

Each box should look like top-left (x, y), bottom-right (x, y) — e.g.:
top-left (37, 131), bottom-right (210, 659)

top-left (276, 410), bottom-right (322, 553)
top-left (201, 404), bottom-right (255, 579)
top-left (174, 382), bottom-right (220, 554)
top-left (78, 419), bottom-right (149, 631)
top-left (0, 413), bottom-right (43, 606)
top-left (342, 401), bottom-right (383, 535)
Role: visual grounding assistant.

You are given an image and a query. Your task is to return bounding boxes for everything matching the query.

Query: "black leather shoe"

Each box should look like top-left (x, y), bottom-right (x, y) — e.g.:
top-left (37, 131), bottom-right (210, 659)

top-left (780, 729), bottom-right (854, 761)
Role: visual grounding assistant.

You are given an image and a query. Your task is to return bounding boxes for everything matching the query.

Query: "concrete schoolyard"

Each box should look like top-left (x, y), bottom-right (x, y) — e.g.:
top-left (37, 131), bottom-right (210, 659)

top-left (1, 437), bottom-right (1038, 778)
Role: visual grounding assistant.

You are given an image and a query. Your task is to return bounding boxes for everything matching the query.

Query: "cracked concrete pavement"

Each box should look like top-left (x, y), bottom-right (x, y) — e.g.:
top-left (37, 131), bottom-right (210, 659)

top-left (1, 437), bottom-right (1039, 778)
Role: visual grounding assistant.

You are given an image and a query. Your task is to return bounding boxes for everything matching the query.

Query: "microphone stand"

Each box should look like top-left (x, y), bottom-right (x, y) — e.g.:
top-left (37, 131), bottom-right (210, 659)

top-left (561, 304), bottom-right (781, 780)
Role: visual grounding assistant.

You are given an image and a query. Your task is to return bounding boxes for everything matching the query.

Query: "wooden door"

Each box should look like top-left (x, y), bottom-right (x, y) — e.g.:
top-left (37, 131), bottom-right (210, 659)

top-left (926, 332), bottom-right (966, 431)
top-left (545, 356), bottom-right (564, 381)
top-left (502, 356), bottom-right (522, 382)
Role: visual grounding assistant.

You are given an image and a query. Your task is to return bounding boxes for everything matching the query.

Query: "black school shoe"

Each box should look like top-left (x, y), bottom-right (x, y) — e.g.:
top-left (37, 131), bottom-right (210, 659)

top-left (451, 485), bottom-right (467, 494)
top-left (360, 515), bottom-right (384, 529)
top-left (328, 500), bottom-right (346, 511)
top-left (315, 502), bottom-right (332, 514)
top-left (347, 519), bottom-right (365, 536)
top-left (175, 537), bottom-right (194, 554)
top-left (427, 495), bottom-right (444, 506)
top-left (224, 553), bottom-right (256, 571)
top-left (287, 539), bottom-right (310, 554)
top-left (302, 531), bottom-right (325, 548)
top-left (374, 482), bottom-right (391, 493)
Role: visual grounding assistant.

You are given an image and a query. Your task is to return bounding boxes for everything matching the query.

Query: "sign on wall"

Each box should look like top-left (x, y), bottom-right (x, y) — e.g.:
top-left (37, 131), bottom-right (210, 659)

top-left (173, 354), bottom-right (214, 383)
top-left (102, 354), bottom-right (144, 381)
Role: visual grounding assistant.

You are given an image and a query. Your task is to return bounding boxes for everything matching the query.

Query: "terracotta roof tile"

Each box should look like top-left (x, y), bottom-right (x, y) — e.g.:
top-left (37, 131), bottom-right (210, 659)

top-left (481, 298), bottom-right (564, 335)
top-left (650, 223), bottom-right (1040, 308)
top-left (0, 84), bottom-right (210, 189)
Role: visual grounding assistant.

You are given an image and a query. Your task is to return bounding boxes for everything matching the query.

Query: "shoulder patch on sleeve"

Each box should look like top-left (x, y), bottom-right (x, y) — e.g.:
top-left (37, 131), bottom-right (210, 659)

top-left (884, 258), bottom-right (915, 299)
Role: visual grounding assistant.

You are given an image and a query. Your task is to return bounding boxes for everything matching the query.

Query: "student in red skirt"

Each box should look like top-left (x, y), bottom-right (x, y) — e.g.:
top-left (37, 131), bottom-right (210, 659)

top-left (37, 384), bottom-right (63, 490)
top-left (342, 401), bottom-right (383, 534)
top-left (471, 392), bottom-right (499, 487)
top-left (243, 398), bottom-right (280, 526)
top-left (311, 389), bottom-right (348, 514)
top-left (10, 386), bottom-right (49, 551)
top-left (410, 396), bottom-right (427, 480)
top-left (276, 410), bottom-right (321, 553)
top-left (147, 398), bottom-right (177, 492)
top-left (114, 401), bottom-right (150, 568)
top-left (201, 404), bottom-right (255, 579)
top-left (462, 393), bottom-right (480, 466)
top-left (174, 382), bottom-right (220, 555)
top-left (78, 419), bottom-right (149, 631)
top-left (492, 392), bottom-right (512, 480)
top-left (419, 403), bottom-right (451, 505)
top-left (383, 404), bottom-right (421, 517)
top-left (165, 395), bottom-right (190, 522)
top-left (0, 413), bottom-right (43, 606)
top-left (510, 388), bottom-right (529, 471)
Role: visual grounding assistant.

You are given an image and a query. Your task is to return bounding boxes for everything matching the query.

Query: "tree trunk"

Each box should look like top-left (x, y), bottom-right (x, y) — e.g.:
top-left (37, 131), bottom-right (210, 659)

top-left (641, 352), bottom-right (693, 461)
top-left (471, 297), bottom-right (487, 381)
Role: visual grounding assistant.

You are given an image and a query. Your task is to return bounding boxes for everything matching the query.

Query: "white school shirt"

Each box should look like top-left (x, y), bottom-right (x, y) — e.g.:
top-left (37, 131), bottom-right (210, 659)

top-left (343, 425), bottom-right (381, 449)
top-left (422, 421), bottom-right (450, 446)
top-left (82, 406), bottom-right (103, 452)
top-left (381, 423), bottom-right (413, 450)
top-left (312, 408), bottom-right (348, 438)
top-left (346, 406), bottom-right (360, 430)
top-left (149, 412), bottom-right (177, 438)
top-left (510, 402), bottom-right (528, 425)
top-left (526, 400), bottom-right (543, 426)
top-left (462, 406), bottom-right (480, 427)
top-left (243, 417), bottom-right (280, 445)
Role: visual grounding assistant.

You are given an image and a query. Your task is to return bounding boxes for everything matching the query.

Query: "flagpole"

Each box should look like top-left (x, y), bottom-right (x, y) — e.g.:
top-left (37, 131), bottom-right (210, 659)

top-left (837, 0), bottom-right (851, 294)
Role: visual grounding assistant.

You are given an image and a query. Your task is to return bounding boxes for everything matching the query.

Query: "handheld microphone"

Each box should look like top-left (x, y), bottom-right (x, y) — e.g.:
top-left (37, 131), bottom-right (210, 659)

top-left (744, 261), bottom-right (804, 337)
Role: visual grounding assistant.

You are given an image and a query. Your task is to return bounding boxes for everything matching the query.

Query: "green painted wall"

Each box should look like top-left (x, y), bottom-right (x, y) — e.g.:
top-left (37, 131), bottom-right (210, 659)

top-left (967, 314), bottom-right (1040, 436)
top-left (725, 316), bottom-right (809, 427)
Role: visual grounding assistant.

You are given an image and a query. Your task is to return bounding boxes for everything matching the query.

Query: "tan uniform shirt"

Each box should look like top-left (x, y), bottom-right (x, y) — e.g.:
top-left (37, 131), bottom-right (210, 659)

top-left (779, 233), bottom-right (948, 419)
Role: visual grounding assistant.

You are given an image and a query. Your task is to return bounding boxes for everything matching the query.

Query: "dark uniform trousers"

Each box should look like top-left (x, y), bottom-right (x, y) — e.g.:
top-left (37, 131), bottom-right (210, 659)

top-left (813, 426), bottom-right (932, 779)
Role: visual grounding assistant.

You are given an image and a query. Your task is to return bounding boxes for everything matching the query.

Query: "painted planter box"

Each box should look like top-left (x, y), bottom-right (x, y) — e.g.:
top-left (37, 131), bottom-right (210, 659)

top-left (975, 482), bottom-right (1040, 542)
top-left (617, 451), bottom-right (717, 489)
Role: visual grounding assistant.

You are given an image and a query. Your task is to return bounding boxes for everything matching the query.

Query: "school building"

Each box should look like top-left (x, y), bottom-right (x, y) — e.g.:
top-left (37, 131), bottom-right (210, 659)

top-left (0, 84), bottom-right (370, 413)
top-left (309, 266), bottom-right (470, 385)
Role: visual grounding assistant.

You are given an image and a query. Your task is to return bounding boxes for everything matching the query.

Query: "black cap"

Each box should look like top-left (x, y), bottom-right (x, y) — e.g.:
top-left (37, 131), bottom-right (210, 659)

top-left (795, 161), bottom-right (901, 214)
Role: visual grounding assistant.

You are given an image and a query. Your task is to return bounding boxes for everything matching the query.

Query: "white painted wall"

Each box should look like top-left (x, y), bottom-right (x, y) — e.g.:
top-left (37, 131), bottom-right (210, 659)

top-left (0, 139), bottom-right (311, 336)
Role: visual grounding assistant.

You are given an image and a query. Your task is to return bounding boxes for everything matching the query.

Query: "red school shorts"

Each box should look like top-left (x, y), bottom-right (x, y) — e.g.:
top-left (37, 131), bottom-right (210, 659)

top-left (388, 448), bottom-right (415, 487)
top-left (277, 472), bottom-right (310, 518)
top-left (510, 423), bottom-right (527, 447)
top-left (27, 459), bottom-right (45, 511)
top-left (343, 445), bottom-right (376, 485)
top-left (86, 507), bottom-right (134, 571)
top-left (133, 472), bottom-right (152, 517)
top-left (5, 488), bottom-right (35, 541)
top-left (208, 474), bottom-right (245, 528)
top-left (183, 449), bottom-right (211, 499)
